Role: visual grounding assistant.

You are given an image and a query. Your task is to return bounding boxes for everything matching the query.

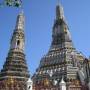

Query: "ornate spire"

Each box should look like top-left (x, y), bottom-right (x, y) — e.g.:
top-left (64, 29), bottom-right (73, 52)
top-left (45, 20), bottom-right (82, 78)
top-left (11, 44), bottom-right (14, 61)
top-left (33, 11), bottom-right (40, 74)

top-left (56, 0), bottom-right (64, 20)
top-left (15, 10), bottom-right (24, 31)
top-left (57, 0), bottom-right (60, 5)
top-left (10, 10), bottom-right (25, 51)
top-left (52, 1), bottom-right (72, 46)
top-left (0, 11), bottom-right (30, 90)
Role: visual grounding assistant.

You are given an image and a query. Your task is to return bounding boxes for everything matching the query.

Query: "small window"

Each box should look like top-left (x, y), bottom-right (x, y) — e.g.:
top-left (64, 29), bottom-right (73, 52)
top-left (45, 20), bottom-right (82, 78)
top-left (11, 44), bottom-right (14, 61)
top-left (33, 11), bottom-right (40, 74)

top-left (17, 40), bottom-right (20, 46)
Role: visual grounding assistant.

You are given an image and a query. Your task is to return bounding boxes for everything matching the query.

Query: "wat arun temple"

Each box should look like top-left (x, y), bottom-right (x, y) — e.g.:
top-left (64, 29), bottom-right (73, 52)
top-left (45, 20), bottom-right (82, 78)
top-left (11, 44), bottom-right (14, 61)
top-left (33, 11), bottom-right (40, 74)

top-left (0, 1), bottom-right (90, 90)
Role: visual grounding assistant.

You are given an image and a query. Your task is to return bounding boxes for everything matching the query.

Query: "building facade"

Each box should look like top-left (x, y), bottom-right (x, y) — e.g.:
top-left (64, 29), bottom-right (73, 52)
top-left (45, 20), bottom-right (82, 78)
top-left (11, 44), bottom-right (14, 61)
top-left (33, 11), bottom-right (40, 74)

top-left (32, 2), bottom-right (90, 90)
top-left (0, 11), bottom-right (30, 90)
top-left (0, 1), bottom-right (90, 90)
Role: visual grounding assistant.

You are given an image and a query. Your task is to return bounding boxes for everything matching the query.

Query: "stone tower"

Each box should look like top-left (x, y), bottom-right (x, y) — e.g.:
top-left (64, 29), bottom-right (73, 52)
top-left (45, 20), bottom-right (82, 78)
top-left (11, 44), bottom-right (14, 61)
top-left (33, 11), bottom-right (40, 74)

top-left (32, 1), bottom-right (89, 90)
top-left (0, 11), bottom-right (30, 90)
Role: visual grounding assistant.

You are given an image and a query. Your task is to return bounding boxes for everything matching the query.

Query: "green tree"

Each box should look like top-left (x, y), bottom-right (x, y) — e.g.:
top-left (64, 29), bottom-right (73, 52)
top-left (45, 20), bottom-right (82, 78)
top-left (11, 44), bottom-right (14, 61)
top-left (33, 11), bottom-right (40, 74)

top-left (0, 0), bottom-right (22, 7)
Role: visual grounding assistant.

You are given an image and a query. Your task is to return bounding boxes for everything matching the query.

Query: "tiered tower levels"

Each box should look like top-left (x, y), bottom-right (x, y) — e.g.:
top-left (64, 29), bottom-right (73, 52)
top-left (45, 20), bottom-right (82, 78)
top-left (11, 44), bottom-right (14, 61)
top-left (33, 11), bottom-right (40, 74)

top-left (0, 11), bottom-right (30, 89)
top-left (32, 3), bottom-right (89, 90)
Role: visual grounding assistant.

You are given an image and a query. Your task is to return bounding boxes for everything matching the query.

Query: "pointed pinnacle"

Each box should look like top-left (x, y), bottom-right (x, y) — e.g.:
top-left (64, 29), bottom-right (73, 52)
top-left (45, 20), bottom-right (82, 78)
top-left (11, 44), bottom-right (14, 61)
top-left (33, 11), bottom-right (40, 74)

top-left (57, 0), bottom-right (60, 5)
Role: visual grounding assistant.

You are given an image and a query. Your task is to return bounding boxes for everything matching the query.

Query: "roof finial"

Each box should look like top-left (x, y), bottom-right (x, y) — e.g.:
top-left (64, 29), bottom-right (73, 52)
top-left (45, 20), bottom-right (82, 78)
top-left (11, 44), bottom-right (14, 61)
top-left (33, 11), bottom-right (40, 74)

top-left (56, 0), bottom-right (64, 20)
top-left (57, 0), bottom-right (60, 5)
top-left (19, 9), bottom-right (24, 15)
top-left (57, 0), bottom-right (61, 5)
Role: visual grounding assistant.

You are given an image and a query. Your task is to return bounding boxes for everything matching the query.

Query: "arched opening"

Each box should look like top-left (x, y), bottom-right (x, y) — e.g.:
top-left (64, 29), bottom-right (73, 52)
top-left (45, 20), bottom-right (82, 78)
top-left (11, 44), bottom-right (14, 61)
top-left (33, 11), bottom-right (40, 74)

top-left (17, 40), bottom-right (20, 46)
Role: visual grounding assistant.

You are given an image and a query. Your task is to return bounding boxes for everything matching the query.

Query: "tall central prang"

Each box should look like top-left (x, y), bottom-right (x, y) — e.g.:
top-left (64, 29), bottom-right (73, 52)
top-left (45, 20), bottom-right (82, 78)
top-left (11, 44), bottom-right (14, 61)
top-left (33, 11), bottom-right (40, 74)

top-left (0, 11), bottom-right (30, 90)
top-left (32, 1), bottom-right (89, 90)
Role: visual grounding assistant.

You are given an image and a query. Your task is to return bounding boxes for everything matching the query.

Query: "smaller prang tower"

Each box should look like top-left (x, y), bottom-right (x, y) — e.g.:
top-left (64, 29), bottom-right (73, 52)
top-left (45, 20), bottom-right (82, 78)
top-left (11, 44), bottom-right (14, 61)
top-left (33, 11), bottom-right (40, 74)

top-left (0, 11), bottom-right (30, 90)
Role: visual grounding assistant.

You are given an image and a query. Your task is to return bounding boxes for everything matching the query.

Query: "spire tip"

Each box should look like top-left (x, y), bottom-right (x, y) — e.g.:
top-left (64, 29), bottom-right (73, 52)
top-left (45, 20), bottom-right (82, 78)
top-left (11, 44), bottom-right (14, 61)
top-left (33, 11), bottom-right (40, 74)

top-left (57, 0), bottom-right (60, 6)
top-left (19, 9), bottom-right (24, 16)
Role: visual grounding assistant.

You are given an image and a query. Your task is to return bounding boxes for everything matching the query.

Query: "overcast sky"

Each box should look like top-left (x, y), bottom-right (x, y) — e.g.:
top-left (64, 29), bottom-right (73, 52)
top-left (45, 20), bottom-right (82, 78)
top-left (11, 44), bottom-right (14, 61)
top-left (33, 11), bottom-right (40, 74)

top-left (0, 0), bottom-right (90, 75)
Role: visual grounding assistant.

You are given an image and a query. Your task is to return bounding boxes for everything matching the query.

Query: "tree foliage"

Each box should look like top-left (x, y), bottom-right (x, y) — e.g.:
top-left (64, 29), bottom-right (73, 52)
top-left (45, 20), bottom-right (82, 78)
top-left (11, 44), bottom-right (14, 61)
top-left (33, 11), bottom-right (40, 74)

top-left (0, 0), bottom-right (22, 7)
